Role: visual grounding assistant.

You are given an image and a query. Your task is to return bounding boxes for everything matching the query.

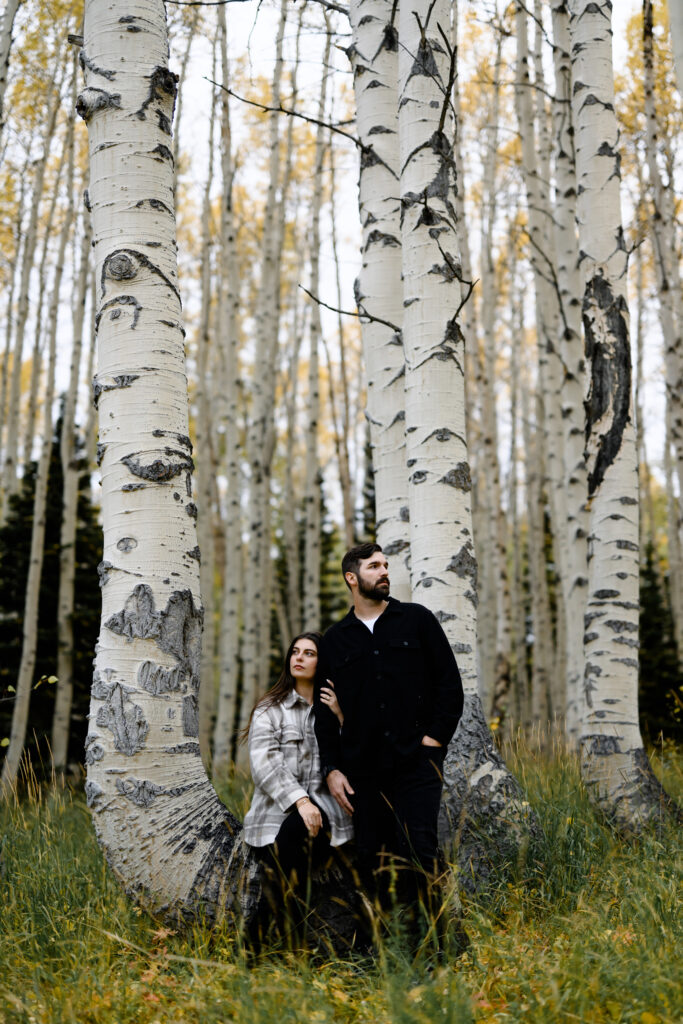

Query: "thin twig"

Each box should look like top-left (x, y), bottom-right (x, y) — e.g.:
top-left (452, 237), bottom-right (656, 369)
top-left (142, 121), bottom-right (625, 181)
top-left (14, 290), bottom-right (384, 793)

top-left (299, 285), bottom-right (401, 334)
top-left (206, 79), bottom-right (360, 148)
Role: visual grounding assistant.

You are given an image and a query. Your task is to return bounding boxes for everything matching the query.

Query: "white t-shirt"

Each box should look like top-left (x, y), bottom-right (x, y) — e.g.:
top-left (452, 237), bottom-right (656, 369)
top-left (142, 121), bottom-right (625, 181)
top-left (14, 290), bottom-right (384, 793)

top-left (357, 614), bottom-right (381, 633)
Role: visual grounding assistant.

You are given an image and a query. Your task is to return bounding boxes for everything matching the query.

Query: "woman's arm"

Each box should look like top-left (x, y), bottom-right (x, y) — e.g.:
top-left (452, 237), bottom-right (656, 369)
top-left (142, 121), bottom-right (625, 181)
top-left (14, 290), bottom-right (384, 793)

top-left (248, 706), bottom-right (308, 812)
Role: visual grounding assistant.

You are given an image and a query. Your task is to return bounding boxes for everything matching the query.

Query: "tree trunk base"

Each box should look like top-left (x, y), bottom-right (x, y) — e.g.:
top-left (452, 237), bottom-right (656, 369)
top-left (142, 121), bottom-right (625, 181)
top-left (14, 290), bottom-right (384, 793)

top-left (440, 693), bottom-right (542, 892)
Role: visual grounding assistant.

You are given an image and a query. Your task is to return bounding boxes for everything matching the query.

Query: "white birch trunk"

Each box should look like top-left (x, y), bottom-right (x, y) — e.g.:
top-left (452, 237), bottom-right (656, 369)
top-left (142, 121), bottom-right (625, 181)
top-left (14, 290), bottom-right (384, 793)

top-left (1, 66), bottom-right (76, 787)
top-left (550, 0), bottom-right (588, 743)
top-left (53, 108), bottom-right (92, 777)
top-left (570, 0), bottom-right (675, 827)
top-left (669, 0), bottom-right (683, 99)
top-left (212, 3), bottom-right (243, 773)
top-left (195, 65), bottom-right (218, 769)
top-left (397, 0), bottom-right (537, 881)
top-left (1, 76), bottom-right (62, 510)
top-left (302, 31), bottom-right (331, 632)
top-left (643, 0), bottom-right (683, 664)
top-left (76, 0), bottom-right (247, 916)
top-left (0, 159), bottom-right (27, 493)
top-left (0, 0), bottom-right (20, 137)
top-left (237, 0), bottom-right (288, 747)
top-left (349, 0), bottom-right (409, 594)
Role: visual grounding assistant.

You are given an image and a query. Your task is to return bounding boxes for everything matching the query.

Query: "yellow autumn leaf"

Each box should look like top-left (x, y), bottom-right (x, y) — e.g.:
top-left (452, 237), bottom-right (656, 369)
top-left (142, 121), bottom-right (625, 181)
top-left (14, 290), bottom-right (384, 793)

top-left (7, 685), bottom-right (15, 693)
top-left (1, 738), bottom-right (9, 747)
top-left (641, 1013), bottom-right (659, 1024)
top-left (48, 675), bottom-right (58, 683)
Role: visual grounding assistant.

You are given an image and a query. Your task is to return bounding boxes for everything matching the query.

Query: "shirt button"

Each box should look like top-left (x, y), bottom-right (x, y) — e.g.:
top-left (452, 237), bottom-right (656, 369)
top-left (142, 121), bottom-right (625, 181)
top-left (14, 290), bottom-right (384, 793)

top-left (374, 650), bottom-right (379, 655)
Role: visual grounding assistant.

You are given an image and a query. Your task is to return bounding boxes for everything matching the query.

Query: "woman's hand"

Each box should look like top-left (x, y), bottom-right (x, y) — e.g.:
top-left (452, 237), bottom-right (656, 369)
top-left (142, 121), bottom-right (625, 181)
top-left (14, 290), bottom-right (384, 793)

top-left (320, 679), bottom-right (344, 726)
top-left (296, 797), bottom-right (323, 836)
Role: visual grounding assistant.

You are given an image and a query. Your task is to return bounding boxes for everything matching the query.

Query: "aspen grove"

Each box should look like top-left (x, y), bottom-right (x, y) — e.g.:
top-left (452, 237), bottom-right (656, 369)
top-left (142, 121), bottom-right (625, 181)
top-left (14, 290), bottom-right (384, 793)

top-left (0, 0), bottom-right (681, 928)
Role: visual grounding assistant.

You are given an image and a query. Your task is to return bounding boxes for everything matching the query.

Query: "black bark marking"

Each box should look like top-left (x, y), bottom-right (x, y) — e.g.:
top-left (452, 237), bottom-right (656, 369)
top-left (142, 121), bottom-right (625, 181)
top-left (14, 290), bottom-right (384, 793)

top-left (96, 442), bottom-right (106, 466)
top-left (164, 741), bottom-right (201, 755)
top-left (122, 483), bottom-right (146, 492)
top-left (96, 295), bottom-right (142, 332)
top-left (76, 88), bottom-right (122, 122)
top-left (186, 502), bottom-right (198, 519)
top-left (121, 449), bottom-right (194, 485)
top-left (134, 66), bottom-right (178, 122)
top-left (96, 682), bottom-right (149, 755)
top-left (605, 620), bottom-right (637, 633)
top-left (152, 429), bottom-right (193, 451)
top-left (182, 694), bottom-right (199, 737)
top-left (439, 463), bottom-right (472, 491)
top-left (92, 373), bottom-right (140, 408)
top-left (410, 470), bottom-right (427, 484)
top-left (583, 273), bottom-right (631, 495)
top-left (382, 538), bottom-right (410, 556)
top-left (84, 733), bottom-right (105, 764)
top-left (116, 777), bottom-right (165, 806)
top-left (79, 50), bottom-right (116, 81)
top-left (366, 229), bottom-right (400, 249)
top-left (98, 560), bottom-right (114, 587)
top-left (138, 660), bottom-right (185, 695)
top-left (150, 144), bottom-right (174, 164)
top-left (424, 427), bottom-right (460, 444)
top-left (594, 589), bottom-right (619, 599)
top-left (582, 733), bottom-right (620, 756)
top-left (117, 537), bottom-right (137, 553)
top-left (85, 780), bottom-right (105, 809)
top-left (446, 543), bottom-right (478, 589)
top-left (186, 546), bottom-right (201, 562)
top-left (616, 539), bottom-right (638, 551)
top-left (135, 197), bottom-right (173, 217)
top-left (399, 505), bottom-right (410, 522)
top-left (407, 36), bottom-right (440, 82)
top-left (435, 610), bottom-right (456, 623)
top-left (101, 249), bottom-right (181, 305)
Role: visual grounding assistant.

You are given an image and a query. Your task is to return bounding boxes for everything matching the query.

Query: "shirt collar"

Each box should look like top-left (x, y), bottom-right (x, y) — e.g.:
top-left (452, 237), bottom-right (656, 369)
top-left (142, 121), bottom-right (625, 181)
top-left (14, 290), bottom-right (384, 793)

top-left (283, 688), bottom-right (310, 708)
top-left (340, 595), bottom-right (401, 627)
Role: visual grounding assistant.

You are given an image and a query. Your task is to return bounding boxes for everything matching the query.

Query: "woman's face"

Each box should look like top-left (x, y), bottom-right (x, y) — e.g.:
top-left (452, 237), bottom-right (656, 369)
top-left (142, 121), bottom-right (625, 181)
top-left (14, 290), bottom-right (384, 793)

top-left (290, 638), bottom-right (318, 682)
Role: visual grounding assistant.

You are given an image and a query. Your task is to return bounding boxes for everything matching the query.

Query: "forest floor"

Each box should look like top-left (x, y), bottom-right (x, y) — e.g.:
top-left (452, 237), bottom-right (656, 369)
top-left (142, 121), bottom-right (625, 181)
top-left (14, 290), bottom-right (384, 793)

top-left (0, 737), bottom-right (680, 1024)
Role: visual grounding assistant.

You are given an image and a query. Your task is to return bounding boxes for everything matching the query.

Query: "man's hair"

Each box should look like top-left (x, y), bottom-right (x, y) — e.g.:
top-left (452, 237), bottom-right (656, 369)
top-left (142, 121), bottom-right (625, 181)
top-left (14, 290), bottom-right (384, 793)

top-left (342, 542), bottom-right (383, 587)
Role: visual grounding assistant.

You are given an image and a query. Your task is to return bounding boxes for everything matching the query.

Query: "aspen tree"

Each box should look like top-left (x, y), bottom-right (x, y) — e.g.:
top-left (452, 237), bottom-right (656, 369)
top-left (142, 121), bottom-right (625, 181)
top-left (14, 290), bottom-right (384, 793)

top-left (238, 0), bottom-right (288, 743)
top-left (0, 0), bottom-right (20, 139)
top-left (642, 0), bottom-right (683, 651)
top-left (22, 134), bottom-right (70, 468)
top-left (1, 56), bottom-right (76, 787)
top-left (53, 132), bottom-right (92, 777)
top-left (76, 0), bottom-right (248, 915)
top-left (569, 0), bottom-right (672, 826)
top-left (669, 0), bottom-right (683, 96)
top-left (397, 0), bottom-right (534, 877)
top-left (348, 0), bottom-right (409, 597)
top-left (0, 160), bottom-right (27, 490)
top-left (302, 27), bottom-right (332, 631)
top-left (212, 1), bottom-right (243, 773)
top-left (550, 0), bottom-right (588, 742)
top-left (195, 56), bottom-right (218, 767)
top-left (1, 69), bottom-right (63, 513)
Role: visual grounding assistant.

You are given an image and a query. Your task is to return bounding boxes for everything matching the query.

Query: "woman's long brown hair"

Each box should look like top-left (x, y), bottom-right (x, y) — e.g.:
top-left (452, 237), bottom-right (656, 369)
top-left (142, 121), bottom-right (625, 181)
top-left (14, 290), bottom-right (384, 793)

top-left (238, 631), bottom-right (322, 745)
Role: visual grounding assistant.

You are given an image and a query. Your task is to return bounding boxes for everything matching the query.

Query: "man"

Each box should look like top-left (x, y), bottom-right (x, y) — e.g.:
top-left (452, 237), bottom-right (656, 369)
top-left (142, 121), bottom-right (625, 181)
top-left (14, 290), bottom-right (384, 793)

top-left (314, 542), bottom-right (464, 943)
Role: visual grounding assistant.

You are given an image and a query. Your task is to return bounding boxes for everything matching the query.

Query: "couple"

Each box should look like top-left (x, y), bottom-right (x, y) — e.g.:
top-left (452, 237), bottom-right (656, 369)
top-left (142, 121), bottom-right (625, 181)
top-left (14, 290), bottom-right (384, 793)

top-left (242, 542), bottom-right (464, 950)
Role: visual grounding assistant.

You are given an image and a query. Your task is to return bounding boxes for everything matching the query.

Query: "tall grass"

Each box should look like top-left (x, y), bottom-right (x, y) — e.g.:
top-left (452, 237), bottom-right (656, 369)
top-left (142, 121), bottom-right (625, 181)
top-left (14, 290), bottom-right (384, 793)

top-left (1, 741), bottom-right (680, 1024)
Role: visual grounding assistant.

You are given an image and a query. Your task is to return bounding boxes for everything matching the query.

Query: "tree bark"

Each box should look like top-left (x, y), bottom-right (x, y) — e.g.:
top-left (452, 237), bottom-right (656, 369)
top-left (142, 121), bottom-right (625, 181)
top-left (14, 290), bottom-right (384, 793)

top-left (348, 0), bottom-right (410, 595)
top-left (0, 0), bottom-right (21, 140)
top-left (569, 0), bottom-right (677, 828)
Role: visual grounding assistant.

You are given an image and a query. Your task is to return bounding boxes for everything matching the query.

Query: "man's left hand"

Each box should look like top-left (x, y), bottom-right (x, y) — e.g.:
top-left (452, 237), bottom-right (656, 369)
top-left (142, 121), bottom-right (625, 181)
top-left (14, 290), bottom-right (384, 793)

top-left (421, 735), bottom-right (442, 747)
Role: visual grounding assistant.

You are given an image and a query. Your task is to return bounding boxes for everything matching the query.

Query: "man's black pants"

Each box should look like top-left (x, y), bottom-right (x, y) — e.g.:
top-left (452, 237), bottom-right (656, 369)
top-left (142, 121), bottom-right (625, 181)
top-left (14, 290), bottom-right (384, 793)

top-left (350, 745), bottom-right (445, 928)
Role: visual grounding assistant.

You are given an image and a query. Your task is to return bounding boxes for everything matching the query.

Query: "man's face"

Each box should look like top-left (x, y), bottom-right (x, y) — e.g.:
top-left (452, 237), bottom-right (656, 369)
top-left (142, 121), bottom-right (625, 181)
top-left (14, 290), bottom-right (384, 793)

top-left (355, 552), bottom-right (390, 601)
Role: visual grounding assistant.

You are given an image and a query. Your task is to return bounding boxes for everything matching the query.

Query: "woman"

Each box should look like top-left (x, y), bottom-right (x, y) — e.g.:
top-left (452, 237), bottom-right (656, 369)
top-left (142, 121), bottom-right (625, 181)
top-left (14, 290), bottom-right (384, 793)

top-left (242, 631), bottom-right (351, 945)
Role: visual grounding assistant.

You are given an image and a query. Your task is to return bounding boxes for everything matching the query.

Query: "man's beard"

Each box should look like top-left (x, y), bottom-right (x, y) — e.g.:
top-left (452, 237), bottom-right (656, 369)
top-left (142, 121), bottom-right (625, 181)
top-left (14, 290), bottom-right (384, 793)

top-left (357, 571), bottom-right (390, 602)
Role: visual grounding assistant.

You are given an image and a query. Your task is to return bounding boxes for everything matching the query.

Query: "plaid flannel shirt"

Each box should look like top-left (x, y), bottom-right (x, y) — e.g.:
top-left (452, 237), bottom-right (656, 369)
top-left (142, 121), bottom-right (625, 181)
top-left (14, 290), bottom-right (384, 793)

top-left (243, 688), bottom-right (354, 848)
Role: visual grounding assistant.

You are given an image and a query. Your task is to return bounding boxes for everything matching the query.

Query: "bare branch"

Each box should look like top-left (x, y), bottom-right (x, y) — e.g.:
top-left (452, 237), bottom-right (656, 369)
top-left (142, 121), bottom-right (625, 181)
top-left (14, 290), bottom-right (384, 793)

top-left (206, 79), bottom-right (360, 147)
top-left (299, 284), bottom-right (401, 335)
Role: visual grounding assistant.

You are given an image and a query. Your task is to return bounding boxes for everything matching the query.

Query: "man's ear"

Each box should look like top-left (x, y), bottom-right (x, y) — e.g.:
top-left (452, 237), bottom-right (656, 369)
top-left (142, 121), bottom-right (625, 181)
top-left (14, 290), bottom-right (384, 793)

top-left (344, 571), bottom-right (357, 590)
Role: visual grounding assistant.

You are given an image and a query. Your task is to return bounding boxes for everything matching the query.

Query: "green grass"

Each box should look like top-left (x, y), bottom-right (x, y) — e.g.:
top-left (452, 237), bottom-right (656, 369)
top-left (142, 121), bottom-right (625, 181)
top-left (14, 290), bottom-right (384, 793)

top-left (0, 743), bottom-right (681, 1024)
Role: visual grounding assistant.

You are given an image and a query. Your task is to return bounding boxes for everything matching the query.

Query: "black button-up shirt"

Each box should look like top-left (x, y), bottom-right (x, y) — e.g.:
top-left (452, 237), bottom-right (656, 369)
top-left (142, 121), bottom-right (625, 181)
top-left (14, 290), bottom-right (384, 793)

top-left (314, 598), bottom-right (463, 778)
